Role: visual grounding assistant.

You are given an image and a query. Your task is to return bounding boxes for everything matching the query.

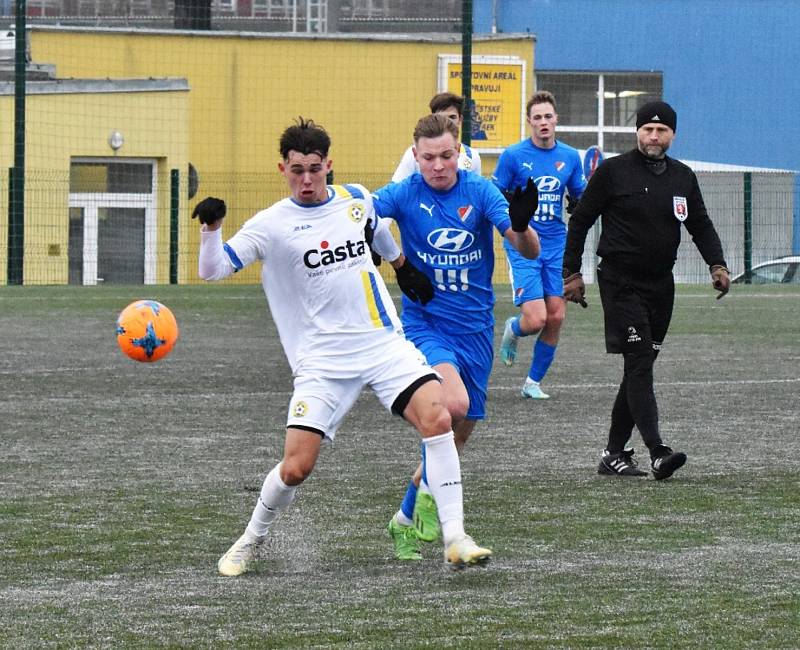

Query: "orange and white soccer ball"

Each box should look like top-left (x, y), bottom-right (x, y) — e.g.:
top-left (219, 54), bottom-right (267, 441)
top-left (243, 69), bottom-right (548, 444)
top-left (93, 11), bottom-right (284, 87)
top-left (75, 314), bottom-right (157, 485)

top-left (116, 300), bottom-right (179, 362)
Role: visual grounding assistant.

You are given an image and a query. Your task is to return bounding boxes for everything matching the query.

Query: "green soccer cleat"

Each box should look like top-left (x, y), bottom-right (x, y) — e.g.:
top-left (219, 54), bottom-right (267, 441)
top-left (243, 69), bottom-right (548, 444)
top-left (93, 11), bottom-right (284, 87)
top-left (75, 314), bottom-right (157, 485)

top-left (499, 316), bottom-right (519, 366)
top-left (521, 380), bottom-right (550, 400)
top-left (444, 534), bottom-right (492, 571)
top-left (388, 515), bottom-right (422, 561)
top-left (412, 491), bottom-right (441, 542)
top-left (217, 532), bottom-right (263, 577)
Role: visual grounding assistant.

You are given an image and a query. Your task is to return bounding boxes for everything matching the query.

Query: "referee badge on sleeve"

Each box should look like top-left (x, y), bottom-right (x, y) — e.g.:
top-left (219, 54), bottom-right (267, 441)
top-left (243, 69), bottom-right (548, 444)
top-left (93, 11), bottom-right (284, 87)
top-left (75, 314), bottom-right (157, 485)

top-left (673, 196), bottom-right (688, 222)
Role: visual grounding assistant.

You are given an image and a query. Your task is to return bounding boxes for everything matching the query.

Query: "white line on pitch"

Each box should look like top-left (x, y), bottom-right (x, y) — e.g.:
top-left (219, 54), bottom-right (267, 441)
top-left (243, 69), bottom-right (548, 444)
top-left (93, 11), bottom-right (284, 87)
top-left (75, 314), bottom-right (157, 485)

top-left (489, 377), bottom-right (800, 391)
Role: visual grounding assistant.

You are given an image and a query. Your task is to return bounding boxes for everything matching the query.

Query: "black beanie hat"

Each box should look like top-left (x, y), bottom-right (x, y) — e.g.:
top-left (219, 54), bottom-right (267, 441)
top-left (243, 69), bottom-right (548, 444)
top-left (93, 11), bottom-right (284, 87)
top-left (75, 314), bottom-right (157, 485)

top-left (636, 101), bottom-right (677, 132)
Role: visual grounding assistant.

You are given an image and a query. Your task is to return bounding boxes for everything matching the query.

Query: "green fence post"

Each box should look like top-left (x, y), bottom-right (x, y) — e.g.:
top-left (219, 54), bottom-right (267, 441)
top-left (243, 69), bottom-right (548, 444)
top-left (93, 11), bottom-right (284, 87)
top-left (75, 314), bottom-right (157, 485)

top-left (170, 169), bottom-right (180, 284)
top-left (461, 0), bottom-right (473, 147)
top-left (743, 171), bottom-right (752, 284)
top-left (7, 168), bottom-right (21, 285)
top-left (7, 0), bottom-right (27, 285)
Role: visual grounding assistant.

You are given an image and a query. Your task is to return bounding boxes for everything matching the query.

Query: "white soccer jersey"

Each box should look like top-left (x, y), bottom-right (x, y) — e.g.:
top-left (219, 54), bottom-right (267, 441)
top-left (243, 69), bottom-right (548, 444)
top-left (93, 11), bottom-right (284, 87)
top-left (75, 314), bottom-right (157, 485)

top-left (391, 142), bottom-right (482, 183)
top-left (198, 184), bottom-right (403, 376)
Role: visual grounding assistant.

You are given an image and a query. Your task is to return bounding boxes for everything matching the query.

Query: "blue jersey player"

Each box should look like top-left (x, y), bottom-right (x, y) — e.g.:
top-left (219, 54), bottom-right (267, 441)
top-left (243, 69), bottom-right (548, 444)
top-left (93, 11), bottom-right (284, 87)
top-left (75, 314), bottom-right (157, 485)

top-left (374, 113), bottom-right (540, 559)
top-left (492, 91), bottom-right (587, 400)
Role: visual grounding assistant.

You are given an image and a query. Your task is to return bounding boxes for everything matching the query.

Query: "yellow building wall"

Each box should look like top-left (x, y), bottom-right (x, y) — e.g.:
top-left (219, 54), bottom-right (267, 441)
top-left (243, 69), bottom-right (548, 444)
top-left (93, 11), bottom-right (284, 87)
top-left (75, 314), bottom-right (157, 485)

top-left (0, 88), bottom-right (188, 284)
top-left (29, 29), bottom-right (535, 284)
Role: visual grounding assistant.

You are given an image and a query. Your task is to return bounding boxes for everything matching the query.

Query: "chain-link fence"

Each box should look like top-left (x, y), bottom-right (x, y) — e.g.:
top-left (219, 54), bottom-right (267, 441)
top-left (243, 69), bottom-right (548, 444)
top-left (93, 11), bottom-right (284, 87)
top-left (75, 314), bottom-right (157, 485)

top-left (1, 2), bottom-right (796, 286)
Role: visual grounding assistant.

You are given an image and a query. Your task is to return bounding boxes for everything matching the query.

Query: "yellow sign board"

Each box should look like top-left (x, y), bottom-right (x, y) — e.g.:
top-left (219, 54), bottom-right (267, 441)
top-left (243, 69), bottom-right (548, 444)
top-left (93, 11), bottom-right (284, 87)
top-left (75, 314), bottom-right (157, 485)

top-left (438, 55), bottom-right (527, 152)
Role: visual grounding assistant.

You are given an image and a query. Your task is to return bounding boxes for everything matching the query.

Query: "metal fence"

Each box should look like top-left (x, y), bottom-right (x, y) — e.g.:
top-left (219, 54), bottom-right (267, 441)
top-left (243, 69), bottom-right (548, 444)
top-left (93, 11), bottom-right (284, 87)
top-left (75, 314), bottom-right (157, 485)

top-left (2, 2), bottom-right (797, 286)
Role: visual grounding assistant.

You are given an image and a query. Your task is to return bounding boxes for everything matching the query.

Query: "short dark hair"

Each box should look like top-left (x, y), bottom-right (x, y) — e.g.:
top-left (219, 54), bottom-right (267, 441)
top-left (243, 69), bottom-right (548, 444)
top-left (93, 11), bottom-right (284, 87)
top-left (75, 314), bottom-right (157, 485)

top-left (429, 92), bottom-right (465, 116)
top-left (279, 117), bottom-right (331, 160)
top-left (526, 90), bottom-right (557, 116)
top-left (413, 113), bottom-right (460, 143)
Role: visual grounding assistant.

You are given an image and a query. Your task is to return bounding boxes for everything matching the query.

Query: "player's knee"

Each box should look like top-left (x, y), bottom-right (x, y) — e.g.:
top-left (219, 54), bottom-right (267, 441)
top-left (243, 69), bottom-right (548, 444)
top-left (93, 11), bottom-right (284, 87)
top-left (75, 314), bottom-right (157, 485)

top-left (520, 313), bottom-right (546, 334)
top-left (417, 402), bottom-right (452, 437)
top-left (446, 394), bottom-right (469, 423)
top-left (546, 309), bottom-right (566, 330)
top-left (279, 458), bottom-right (314, 486)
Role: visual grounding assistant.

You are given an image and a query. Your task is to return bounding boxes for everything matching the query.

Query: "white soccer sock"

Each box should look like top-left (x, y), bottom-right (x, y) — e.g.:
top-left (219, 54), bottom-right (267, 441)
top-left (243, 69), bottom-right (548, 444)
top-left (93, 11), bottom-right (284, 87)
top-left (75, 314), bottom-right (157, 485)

top-left (394, 510), bottom-right (413, 527)
top-left (244, 463), bottom-right (297, 540)
top-left (421, 431), bottom-right (465, 546)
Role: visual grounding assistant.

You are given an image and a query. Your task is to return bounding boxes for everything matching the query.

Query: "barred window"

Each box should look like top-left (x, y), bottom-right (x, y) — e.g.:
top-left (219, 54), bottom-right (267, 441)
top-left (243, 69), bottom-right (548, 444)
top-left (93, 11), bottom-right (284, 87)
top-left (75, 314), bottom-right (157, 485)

top-left (535, 71), bottom-right (663, 153)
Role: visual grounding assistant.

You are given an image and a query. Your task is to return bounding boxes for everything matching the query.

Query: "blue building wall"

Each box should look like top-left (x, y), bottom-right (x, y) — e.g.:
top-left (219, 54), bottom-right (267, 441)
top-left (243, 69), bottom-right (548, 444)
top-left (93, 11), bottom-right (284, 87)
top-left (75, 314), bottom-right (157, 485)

top-left (474, 0), bottom-right (800, 172)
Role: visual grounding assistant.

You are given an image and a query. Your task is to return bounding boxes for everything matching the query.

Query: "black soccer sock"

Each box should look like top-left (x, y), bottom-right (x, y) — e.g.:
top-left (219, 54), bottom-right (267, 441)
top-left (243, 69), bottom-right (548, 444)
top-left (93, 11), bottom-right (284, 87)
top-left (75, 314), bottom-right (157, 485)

top-left (622, 350), bottom-right (662, 451)
top-left (606, 374), bottom-right (635, 453)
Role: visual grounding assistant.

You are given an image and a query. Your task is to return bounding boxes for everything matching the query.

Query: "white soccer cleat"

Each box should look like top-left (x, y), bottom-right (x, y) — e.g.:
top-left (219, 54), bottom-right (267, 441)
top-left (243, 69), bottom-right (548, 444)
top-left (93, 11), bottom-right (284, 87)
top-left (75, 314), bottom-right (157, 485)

top-left (217, 533), bottom-right (263, 577)
top-left (499, 317), bottom-right (519, 366)
top-left (444, 534), bottom-right (492, 570)
top-left (521, 380), bottom-right (550, 400)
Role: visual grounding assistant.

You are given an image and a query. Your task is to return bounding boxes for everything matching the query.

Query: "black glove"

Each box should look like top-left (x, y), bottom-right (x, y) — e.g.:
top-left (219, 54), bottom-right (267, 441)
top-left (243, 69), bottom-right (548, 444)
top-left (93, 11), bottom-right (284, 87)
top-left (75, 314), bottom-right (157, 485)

top-left (563, 271), bottom-right (588, 308)
top-left (395, 258), bottom-right (434, 305)
top-left (192, 197), bottom-right (226, 225)
top-left (503, 178), bottom-right (539, 232)
top-left (363, 217), bottom-right (382, 267)
top-left (710, 264), bottom-right (730, 300)
top-left (566, 195), bottom-right (579, 215)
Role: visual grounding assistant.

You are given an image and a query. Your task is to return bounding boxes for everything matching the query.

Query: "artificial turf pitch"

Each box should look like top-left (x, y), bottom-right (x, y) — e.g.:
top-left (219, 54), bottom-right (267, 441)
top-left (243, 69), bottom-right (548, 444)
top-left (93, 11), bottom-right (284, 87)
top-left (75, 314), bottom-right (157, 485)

top-left (1, 284), bottom-right (797, 648)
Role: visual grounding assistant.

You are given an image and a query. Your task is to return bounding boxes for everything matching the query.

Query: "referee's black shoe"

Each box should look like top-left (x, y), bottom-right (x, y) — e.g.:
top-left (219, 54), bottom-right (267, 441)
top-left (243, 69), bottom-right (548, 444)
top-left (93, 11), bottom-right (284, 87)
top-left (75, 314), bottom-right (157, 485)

top-left (650, 446), bottom-right (687, 481)
top-left (598, 448), bottom-right (648, 477)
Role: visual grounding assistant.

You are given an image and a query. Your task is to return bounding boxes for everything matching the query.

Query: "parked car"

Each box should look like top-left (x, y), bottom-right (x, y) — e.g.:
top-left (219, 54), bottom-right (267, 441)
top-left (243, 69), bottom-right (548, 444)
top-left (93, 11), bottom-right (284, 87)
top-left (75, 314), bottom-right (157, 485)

top-left (731, 255), bottom-right (800, 284)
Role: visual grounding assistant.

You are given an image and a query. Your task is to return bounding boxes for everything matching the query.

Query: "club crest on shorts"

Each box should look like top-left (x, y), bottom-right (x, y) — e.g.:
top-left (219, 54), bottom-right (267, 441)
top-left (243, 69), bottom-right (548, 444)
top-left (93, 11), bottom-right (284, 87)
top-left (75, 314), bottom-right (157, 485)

top-left (292, 401), bottom-right (308, 417)
top-left (348, 202), bottom-right (365, 223)
top-left (673, 196), bottom-right (688, 222)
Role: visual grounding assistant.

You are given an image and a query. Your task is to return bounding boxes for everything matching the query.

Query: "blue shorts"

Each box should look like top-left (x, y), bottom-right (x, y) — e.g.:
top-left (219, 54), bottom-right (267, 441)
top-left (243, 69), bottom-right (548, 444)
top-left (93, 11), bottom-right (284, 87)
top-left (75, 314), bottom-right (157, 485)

top-left (402, 321), bottom-right (493, 421)
top-left (506, 236), bottom-right (565, 305)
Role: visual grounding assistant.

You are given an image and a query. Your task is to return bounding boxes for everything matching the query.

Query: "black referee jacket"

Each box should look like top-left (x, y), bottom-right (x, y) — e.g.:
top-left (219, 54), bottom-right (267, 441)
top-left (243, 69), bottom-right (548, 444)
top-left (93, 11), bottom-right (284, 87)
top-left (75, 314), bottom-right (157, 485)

top-left (563, 148), bottom-right (727, 277)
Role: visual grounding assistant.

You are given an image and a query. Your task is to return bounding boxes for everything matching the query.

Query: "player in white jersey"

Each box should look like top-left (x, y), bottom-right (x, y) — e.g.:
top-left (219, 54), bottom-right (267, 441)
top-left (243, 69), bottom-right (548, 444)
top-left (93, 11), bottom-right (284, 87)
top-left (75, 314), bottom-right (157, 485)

top-left (194, 118), bottom-right (491, 575)
top-left (392, 92), bottom-right (482, 183)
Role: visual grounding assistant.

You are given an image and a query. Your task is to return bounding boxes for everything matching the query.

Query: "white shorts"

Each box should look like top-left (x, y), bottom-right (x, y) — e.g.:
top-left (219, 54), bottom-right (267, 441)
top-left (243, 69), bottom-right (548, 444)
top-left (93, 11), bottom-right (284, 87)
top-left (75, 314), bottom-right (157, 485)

top-left (286, 334), bottom-right (438, 440)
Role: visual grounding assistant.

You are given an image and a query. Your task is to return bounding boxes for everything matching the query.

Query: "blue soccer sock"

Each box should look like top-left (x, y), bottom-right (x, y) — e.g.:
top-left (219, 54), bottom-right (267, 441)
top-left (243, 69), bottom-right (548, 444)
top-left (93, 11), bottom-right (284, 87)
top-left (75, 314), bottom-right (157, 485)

top-left (420, 440), bottom-right (428, 488)
top-left (529, 338), bottom-right (557, 383)
top-left (399, 479), bottom-right (417, 523)
top-left (510, 315), bottom-right (525, 337)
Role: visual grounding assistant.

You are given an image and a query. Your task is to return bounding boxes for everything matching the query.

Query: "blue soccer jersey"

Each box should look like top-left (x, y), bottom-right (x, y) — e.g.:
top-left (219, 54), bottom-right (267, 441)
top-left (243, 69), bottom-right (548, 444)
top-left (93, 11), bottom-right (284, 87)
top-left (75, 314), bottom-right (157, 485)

top-left (373, 170), bottom-right (511, 333)
top-left (492, 139), bottom-right (586, 240)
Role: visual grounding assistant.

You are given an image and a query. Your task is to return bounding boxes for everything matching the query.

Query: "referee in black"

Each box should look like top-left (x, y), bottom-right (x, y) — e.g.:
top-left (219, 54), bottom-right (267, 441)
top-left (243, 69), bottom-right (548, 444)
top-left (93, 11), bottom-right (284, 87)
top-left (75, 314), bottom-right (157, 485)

top-left (562, 101), bottom-right (730, 480)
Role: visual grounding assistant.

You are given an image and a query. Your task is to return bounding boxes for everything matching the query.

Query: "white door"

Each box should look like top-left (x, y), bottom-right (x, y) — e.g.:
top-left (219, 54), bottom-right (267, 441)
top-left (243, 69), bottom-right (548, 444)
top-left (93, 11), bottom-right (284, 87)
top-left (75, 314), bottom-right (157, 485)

top-left (68, 159), bottom-right (158, 285)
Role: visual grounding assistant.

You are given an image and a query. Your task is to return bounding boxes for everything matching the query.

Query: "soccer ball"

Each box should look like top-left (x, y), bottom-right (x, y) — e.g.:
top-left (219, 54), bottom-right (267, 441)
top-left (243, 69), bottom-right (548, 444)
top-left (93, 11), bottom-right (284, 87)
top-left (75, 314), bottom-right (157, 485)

top-left (116, 300), bottom-right (179, 362)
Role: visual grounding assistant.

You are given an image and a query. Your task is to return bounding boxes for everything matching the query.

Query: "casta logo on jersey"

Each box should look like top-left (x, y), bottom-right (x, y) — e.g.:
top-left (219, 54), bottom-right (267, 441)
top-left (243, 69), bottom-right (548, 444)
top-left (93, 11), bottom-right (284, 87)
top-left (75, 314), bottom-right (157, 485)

top-left (426, 228), bottom-right (475, 252)
top-left (303, 238), bottom-right (367, 268)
